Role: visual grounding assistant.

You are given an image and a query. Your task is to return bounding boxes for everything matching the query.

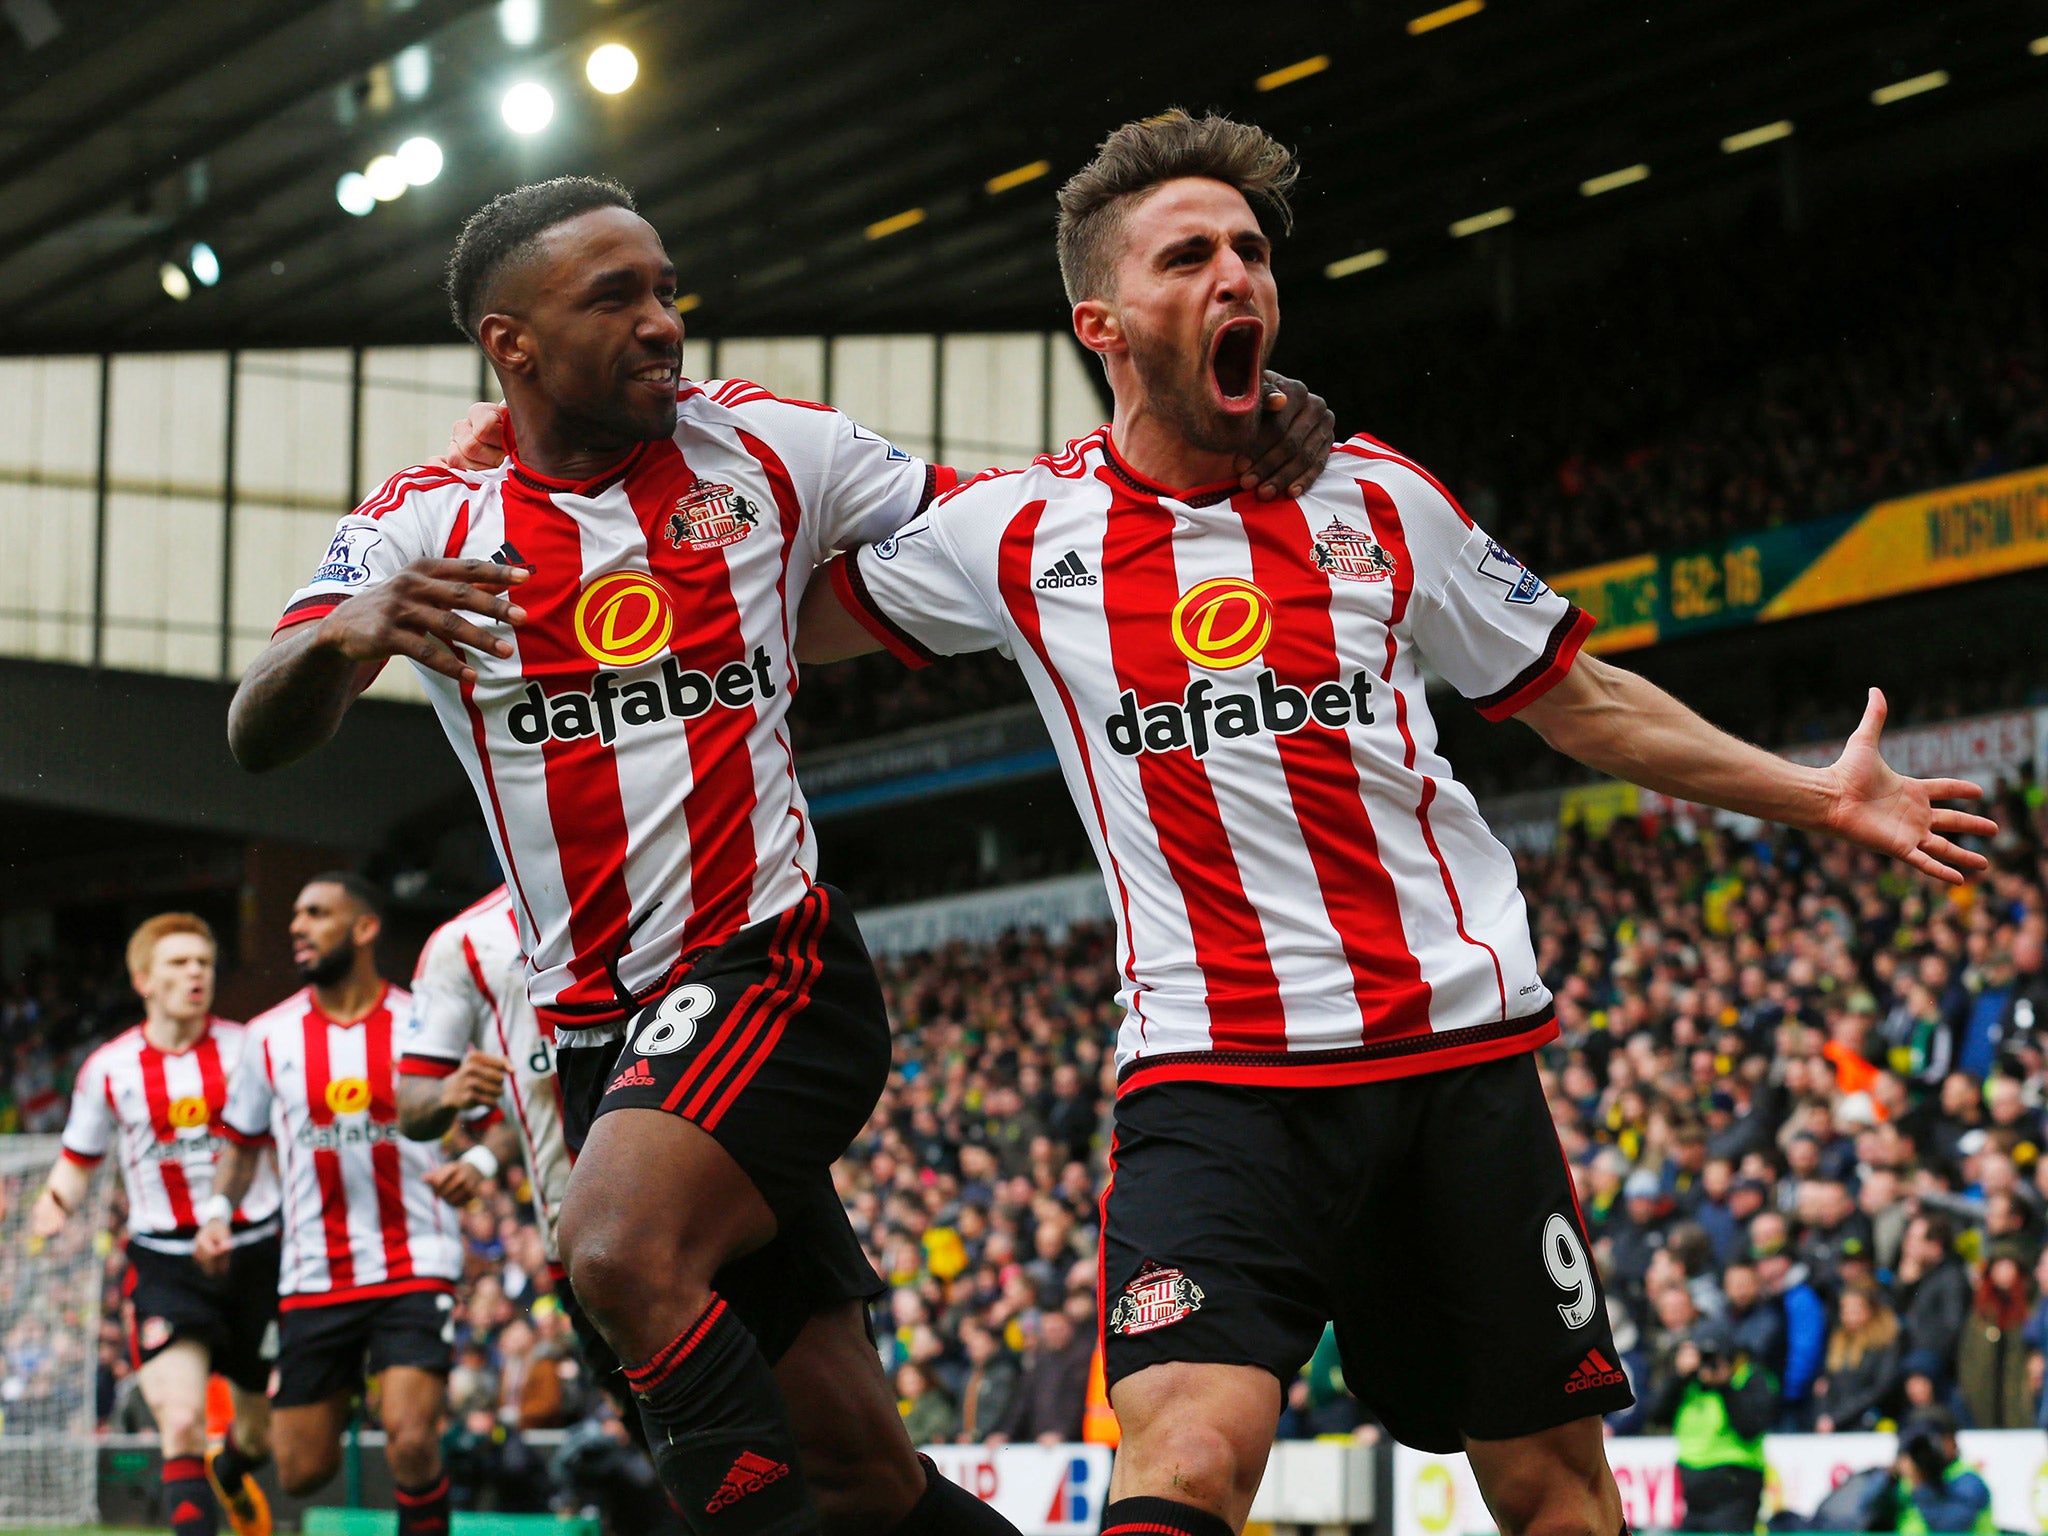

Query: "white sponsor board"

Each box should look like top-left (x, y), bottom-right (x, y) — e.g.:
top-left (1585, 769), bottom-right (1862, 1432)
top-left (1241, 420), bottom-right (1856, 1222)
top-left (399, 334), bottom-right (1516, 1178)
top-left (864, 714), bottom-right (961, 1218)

top-left (858, 872), bottom-right (1113, 957)
top-left (921, 1444), bottom-right (1113, 1536)
top-left (1779, 706), bottom-right (2044, 787)
top-left (1396, 1431), bottom-right (2048, 1536)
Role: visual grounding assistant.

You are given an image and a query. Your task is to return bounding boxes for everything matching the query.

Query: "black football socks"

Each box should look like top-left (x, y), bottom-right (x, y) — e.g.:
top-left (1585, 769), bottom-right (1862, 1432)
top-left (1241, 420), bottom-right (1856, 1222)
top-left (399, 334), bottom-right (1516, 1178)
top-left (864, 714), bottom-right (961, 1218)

top-left (162, 1457), bottom-right (217, 1536)
top-left (1101, 1496), bottom-right (1238, 1536)
top-left (624, 1295), bottom-right (819, 1536)
top-left (889, 1454), bottom-right (1027, 1536)
top-left (393, 1473), bottom-right (450, 1536)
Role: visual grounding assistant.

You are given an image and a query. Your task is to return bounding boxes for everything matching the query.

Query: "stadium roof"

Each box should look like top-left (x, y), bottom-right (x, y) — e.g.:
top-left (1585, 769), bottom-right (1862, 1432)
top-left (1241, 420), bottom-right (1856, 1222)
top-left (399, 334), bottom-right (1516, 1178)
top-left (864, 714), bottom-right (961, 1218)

top-left (0, 0), bottom-right (2036, 354)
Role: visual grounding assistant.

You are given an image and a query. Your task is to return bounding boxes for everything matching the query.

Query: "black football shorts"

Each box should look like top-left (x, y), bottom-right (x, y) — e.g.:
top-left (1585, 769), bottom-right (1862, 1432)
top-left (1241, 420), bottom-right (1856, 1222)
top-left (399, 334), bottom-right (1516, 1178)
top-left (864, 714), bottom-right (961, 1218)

top-left (554, 883), bottom-right (889, 1362)
top-left (271, 1286), bottom-right (456, 1409)
top-left (123, 1234), bottom-right (280, 1394)
top-left (1100, 1050), bottom-right (1633, 1452)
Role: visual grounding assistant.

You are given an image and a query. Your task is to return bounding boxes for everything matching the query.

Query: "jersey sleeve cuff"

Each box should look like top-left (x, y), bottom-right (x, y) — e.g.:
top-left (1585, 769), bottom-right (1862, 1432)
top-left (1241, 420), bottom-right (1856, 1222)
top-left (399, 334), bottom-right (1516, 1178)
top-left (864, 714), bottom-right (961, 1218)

top-left (58, 1146), bottom-right (103, 1168)
top-left (919, 464), bottom-right (961, 511)
top-left (1473, 605), bottom-right (1595, 722)
top-left (220, 1121), bottom-right (272, 1147)
top-left (397, 1054), bottom-right (461, 1079)
top-left (830, 550), bottom-right (937, 670)
top-left (273, 593), bottom-right (343, 636)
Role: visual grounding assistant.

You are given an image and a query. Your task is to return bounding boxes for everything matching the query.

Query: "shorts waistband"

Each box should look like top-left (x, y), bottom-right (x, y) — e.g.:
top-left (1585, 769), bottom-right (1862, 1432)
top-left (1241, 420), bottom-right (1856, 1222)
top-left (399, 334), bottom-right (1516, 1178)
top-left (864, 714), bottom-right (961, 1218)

top-left (130, 1218), bottom-right (281, 1256)
top-left (1116, 1009), bottom-right (1557, 1097)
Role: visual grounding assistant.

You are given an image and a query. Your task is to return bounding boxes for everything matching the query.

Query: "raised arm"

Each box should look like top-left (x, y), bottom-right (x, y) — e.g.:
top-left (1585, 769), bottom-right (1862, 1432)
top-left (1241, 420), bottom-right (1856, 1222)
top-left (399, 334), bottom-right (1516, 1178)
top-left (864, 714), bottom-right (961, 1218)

top-left (396, 1049), bottom-right (510, 1142)
top-left (1516, 657), bottom-right (1995, 883)
top-left (228, 558), bottom-right (529, 772)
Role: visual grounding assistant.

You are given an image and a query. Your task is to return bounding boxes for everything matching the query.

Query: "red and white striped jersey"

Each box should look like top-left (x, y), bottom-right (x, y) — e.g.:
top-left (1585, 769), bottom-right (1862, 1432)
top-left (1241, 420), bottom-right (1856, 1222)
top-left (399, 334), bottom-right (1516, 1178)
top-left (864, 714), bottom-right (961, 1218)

top-left (276, 382), bottom-right (948, 1038)
top-left (221, 983), bottom-right (461, 1308)
top-left (399, 886), bottom-right (570, 1261)
top-left (836, 430), bottom-right (1594, 1096)
top-left (60, 1019), bottom-right (282, 1253)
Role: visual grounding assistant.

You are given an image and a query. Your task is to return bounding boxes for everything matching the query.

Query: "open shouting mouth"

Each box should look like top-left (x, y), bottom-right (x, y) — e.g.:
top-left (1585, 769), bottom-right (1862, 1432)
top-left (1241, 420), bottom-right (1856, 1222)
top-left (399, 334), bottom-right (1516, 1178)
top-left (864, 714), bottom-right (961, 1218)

top-left (1207, 316), bottom-right (1265, 415)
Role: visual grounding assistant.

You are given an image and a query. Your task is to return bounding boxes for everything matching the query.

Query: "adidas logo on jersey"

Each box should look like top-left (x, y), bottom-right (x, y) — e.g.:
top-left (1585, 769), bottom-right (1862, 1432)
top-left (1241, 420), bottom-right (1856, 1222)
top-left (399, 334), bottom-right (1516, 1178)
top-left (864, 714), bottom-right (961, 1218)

top-left (608, 1060), bottom-right (656, 1093)
top-left (1106, 670), bottom-right (1375, 759)
top-left (1036, 551), bottom-right (1098, 590)
top-left (1563, 1348), bottom-right (1627, 1394)
top-left (507, 649), bottom-right (778, 748)
top-left (705, 1450), bottom-right (790, 1513)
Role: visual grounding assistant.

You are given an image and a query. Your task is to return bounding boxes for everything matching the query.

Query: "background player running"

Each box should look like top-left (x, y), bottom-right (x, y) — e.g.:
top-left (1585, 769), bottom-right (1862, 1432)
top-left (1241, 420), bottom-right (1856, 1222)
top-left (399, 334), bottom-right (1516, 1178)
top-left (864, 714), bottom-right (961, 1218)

top-left (197, 875), bottom-right (474, 1536)
top-left (799, 111), bottom-right (1998, 1536)
top-left (394, 886), bottom-right (601, 1388)
top-left (226, 175), bottom-right (1330, 1536)
top-left (28, 913), bottom-right (278, 1536)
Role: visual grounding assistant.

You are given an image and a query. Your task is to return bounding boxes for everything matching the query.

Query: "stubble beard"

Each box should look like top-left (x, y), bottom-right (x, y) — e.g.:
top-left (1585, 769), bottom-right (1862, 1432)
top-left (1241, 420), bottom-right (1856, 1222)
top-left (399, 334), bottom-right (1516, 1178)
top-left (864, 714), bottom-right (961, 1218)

top-left (1125, 326), bottom-right (1259, 459)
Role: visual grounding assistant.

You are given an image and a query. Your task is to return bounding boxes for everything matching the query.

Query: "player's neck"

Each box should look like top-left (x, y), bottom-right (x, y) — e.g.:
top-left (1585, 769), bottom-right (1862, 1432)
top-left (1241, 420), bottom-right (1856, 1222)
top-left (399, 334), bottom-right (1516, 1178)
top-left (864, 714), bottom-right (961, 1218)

top-left (1108, 400), bottom-right (1244, 496)
top-left (141, 1010), bottom-right (206, 1053)
top-left (314, 968), bottom-right (385, 1023)
top-left (504, 402), bottom-right (639, 485)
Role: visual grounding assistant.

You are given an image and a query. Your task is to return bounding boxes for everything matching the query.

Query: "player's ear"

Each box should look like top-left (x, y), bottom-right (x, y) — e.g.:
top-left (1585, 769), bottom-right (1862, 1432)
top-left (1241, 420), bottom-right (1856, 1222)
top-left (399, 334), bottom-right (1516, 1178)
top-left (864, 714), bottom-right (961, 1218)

top-left (1071, 300), bottom-right (1124, 358)
top-left (478, 312), bottom-right (537, 378)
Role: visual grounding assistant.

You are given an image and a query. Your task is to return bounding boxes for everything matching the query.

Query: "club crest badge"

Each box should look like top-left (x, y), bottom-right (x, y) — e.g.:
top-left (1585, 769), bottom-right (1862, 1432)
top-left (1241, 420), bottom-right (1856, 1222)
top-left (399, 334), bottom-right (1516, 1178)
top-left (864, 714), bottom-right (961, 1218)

top-left (1109, 1262), bottom-right (1205, 1336)
top-left (665, 480), bottom-right (761, 551)
top-left (1311, 519), bottom-right (1394, 583)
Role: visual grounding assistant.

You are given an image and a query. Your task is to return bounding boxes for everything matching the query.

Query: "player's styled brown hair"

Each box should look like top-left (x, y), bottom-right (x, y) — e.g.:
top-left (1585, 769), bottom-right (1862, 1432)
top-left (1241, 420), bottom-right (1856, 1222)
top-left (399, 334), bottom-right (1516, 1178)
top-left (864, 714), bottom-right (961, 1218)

top-left (1056, 109), bottom-right (1298, 306)
top-left (126, 913), bottom-right (216, 982)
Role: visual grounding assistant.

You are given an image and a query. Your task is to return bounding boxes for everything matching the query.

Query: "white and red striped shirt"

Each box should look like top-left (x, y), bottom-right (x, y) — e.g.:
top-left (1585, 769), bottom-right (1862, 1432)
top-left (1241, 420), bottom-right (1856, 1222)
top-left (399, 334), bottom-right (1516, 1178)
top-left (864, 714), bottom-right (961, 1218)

top-left (276, 382), bottom-right (948, 1037)
top-left (221, 983), bottom-right (461, 1308)
top-left (60, 1019), bottom-right (282, 1253)
top-left (399, 886), bottom-right (570, 1262)
top-left (836, 430), bottom-right (1594, 1095)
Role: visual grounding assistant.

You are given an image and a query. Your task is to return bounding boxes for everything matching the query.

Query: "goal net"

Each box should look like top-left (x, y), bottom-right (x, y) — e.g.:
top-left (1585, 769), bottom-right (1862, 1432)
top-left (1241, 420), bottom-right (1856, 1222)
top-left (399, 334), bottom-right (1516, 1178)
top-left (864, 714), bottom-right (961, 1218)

top-left (0, 1134), bottom-right (107, 1527)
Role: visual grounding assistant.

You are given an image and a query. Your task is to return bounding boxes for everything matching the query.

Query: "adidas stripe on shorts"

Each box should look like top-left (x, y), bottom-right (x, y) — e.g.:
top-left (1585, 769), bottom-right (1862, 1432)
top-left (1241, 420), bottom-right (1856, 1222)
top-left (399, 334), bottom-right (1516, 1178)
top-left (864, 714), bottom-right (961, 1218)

top-left (1099, 1051), bottom-right (1634, 1450)
top-left (553, 883), bottom-right (890, 1362)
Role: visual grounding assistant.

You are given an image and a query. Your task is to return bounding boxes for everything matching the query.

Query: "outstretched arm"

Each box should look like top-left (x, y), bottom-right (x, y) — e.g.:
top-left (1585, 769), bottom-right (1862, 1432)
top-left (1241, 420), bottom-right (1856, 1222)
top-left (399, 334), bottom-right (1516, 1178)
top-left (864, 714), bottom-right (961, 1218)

top-left (228, 558), bottom-right (528, 771)
top-left (1517, 656), bottom-right (1994, 883)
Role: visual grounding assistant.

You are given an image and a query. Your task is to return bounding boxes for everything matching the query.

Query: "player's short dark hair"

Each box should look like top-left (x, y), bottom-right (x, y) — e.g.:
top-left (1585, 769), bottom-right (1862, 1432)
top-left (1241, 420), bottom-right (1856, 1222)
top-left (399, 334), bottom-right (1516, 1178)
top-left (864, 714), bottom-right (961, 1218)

top-left (307, 870), bottom-right (387, 924)
top-left (445, 175), bottom-right (638, 340)
top-left (1056, 109), bottom-right (1297, 306)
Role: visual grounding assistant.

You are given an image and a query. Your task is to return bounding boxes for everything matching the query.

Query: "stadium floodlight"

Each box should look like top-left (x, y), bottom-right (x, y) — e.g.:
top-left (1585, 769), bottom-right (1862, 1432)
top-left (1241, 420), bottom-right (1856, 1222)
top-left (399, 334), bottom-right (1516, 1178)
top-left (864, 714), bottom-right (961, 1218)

top-left (676, 293), bottom-right (701, 314)
top-left (188, 242), bottom-right (220, 286)
top-left (586, 43), bottom-right (638, 94)
top-left (394, 42), bottom-right (431, 100)
top-left (1324, 248), bottom-right (1388, 279)
top-left (501, 81), bottom-right (554, 134)
top-left (1871, 70), bottom-right (1948, 105)
top-left (1449, 206), bottom-right (1514, 238)
top-left (985, 159), bottom-right (1050, 195)
top-left (498, 0), bottom-right (541, 47)
top-left (1255, 55), bottom-right (1329, 92)
top-left (2032, 35), bottom-right (2048, 55)
top-left (864, 207), bottom-right (925, 240)
top-left (1580, 164), bottom-right (1649, 197)
top-left (336, 171), bottom-right (376, 216)
top-left (1408, 0), bottom-right (1483, 35)
top-left (396, 135), bottom-right (444, 186)
top-left (364, 154), bottom-right (409, 202)
top-left (1721, 120), bottom-right (1794, 153)
top-left (159, 262), bottom-right (191, 301)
